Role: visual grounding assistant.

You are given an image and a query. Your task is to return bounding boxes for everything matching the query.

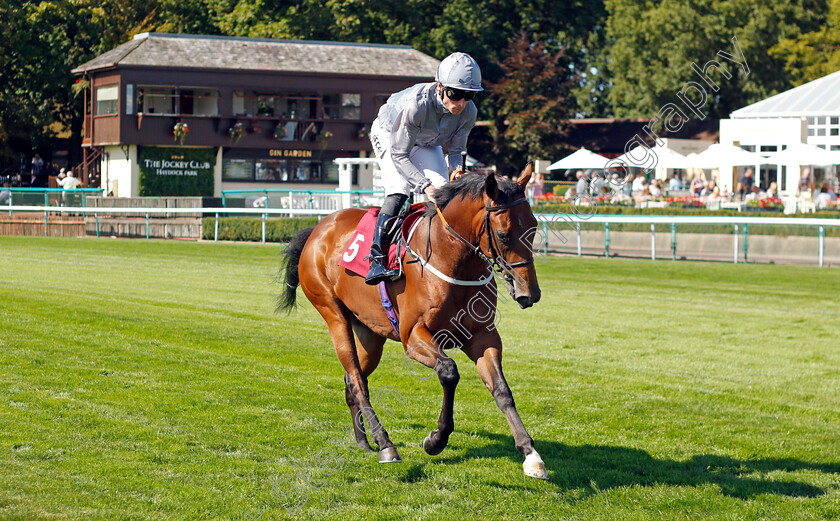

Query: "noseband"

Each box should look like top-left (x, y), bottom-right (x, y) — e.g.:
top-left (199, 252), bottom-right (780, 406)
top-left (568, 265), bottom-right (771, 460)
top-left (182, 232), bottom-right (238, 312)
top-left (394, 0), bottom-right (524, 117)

top-left (434, 196), bottom-right (534, 277)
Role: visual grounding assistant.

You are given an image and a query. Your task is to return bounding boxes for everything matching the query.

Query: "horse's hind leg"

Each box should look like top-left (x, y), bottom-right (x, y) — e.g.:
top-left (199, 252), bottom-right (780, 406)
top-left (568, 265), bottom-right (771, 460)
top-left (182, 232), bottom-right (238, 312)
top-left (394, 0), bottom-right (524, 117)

top-left (316, 301), bottom-right (399, 462)
top-left (343, 319), bottom-right (386, 453)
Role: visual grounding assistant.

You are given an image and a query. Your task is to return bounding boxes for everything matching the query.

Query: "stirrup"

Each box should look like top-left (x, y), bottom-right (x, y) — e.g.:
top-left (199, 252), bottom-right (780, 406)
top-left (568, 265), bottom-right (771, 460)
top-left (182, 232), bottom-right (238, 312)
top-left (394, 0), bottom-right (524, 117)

top-left (365, 257), bottom-right (399, 285)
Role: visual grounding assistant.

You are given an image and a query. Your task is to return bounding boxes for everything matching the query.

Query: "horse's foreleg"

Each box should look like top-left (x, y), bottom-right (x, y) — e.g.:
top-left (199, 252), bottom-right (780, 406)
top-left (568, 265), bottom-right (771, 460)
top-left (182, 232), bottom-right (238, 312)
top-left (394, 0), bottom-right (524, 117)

top-left (467, 340), bottom-right (548, 479)
top-left (405, 326), bottom-right (459, 455)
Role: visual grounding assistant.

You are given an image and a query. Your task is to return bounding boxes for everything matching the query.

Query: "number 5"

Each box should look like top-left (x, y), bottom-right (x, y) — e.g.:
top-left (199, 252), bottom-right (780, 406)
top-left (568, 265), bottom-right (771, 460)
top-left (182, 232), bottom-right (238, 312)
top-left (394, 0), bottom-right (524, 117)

top-left (342, 233), bottom-right (366, 262)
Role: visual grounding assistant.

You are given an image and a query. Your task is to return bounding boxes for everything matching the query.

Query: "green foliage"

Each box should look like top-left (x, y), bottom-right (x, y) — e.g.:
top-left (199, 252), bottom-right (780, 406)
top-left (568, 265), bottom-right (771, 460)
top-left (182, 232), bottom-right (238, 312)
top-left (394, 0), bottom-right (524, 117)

top-left (487, 33), bottom-right (578, 171)
top-left (605, 0), bottom-right (828, 119)
top-left (770, 0), bottom-right (840, 85)
top-left (202, 216), bottom-right (319, 241)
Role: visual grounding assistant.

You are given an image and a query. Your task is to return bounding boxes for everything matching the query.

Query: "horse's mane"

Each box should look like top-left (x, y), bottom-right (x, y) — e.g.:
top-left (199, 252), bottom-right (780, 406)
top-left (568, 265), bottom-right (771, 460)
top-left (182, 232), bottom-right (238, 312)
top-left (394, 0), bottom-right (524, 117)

top-left (423, 173), bottom-right (523, 217)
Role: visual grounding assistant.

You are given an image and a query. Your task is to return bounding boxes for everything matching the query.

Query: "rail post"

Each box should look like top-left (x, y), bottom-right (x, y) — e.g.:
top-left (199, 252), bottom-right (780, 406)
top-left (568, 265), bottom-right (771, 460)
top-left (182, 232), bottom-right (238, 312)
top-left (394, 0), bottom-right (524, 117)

top-left (576, 224), bottom-right (582, 257)
top-left (146, 212), bottom-right (150, 239)
top-left (651, 223), bottom-right (656, 261)
top-left (819, 225), bottom-right (825, 267)
top-left (604, 222), bottom-right (610, 258)
top-left (261, 212), bottom-right (267, 243)
top-left (215, 213), bottom-right (219, 242)
top-left (671, 222), bottom-right (677, 261)
top-left (743, 223), bottom-right (748, 263)
top-left (734, 224), bottom-right (739, 264)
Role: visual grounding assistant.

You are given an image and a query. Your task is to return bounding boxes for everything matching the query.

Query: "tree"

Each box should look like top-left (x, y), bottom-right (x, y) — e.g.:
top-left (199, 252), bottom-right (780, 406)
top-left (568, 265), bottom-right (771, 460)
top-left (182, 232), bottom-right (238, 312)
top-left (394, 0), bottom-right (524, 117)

top-left (605, 0), bottom-right (828, 119)
top-left (487, 33), bottom-right (578, 172)
top-left (770, 0), bottom-right (840, 86)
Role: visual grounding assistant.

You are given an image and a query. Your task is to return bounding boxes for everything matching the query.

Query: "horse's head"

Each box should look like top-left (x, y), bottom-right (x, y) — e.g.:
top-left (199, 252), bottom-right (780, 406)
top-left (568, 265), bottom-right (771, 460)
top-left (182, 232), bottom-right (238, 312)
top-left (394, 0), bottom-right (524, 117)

top-left (480, 164), bottom-right (541, 308)
top-left (431, 166), bottom-right (542, 308)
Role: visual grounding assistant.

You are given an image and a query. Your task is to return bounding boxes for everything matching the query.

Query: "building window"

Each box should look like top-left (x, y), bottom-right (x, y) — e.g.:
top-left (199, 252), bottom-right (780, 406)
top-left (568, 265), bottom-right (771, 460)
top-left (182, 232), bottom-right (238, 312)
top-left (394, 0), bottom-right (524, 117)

top-left (222, 157), bottom-right (324, 182)
top-left (138, 86), bottom-right (219, 115)
top-left (187, 89), bottom-right (220, 115)
top-left (96, 85), bottom-right (118, 115)
top-left (322, 93), bottom-right (361, 120)
top-left (233, 91), bottom-right (276, 117)
top-left (807, 115), bottom-right (840, 139)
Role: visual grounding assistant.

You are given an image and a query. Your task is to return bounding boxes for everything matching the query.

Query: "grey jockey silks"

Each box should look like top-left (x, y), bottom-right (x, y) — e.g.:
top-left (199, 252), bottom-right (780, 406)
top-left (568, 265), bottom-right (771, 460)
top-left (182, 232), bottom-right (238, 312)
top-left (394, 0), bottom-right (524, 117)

top-left (373, 82), bottom-right (477, 192)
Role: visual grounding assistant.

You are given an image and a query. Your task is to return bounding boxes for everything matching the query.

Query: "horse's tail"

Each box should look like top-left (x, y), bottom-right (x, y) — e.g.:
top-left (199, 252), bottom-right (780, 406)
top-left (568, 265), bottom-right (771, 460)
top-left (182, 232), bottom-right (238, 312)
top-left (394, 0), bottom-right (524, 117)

top-left (277, 226), bottom-right (316, 313)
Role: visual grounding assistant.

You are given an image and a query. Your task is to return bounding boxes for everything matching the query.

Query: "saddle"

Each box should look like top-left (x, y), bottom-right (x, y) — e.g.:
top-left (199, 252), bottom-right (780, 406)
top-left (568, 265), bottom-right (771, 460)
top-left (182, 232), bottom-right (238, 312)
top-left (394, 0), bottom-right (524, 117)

top-left (338, 203), bottom-right (426, 279)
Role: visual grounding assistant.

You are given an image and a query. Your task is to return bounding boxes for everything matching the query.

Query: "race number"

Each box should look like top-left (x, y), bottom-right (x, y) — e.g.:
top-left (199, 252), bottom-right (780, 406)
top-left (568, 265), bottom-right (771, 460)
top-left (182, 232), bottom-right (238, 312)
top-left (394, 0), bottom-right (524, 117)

top-left (342, 233), bottom-right (366, 262)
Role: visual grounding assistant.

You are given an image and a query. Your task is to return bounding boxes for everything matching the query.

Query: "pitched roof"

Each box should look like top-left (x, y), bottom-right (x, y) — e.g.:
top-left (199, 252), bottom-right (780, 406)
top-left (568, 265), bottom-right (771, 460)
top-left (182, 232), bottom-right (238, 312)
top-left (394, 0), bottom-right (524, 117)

top-left (72, 32), bottom-right (440, 78)
top-left (730, 69), bottom-right (840, 118)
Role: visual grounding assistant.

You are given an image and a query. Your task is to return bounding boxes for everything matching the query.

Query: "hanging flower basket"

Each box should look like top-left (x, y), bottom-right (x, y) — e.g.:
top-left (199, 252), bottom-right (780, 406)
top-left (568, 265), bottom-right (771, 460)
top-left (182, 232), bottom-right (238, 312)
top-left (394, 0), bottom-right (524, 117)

top-left (274, 123), bottom-right (287, 140)
top-left (173, 120), bottom-right (189, 145)
top-left (228, 122), bottom-right (245, 144)
top-left (316, 130), bottom-right (333, 149)
top-left (357, 126), bottom-right (370, 140)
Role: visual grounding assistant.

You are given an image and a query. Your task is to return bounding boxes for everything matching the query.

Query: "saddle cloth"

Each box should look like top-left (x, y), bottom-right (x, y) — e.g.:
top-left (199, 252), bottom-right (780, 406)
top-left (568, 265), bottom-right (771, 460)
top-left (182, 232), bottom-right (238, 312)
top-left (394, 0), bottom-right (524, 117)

top-left (338, 205), bottom-right (425, 277)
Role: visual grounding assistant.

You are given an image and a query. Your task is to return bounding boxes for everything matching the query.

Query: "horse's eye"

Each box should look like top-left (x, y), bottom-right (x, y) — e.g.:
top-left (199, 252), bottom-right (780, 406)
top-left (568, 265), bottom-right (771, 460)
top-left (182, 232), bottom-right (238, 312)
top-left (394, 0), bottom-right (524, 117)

top-left (497, 232), bottom-right (512, 244)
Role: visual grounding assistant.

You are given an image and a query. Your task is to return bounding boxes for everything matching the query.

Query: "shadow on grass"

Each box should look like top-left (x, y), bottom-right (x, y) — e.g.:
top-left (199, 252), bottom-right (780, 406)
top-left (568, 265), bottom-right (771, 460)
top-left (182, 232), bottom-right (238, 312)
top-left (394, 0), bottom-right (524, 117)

top-left (463, 430), bottom-right (839, 499)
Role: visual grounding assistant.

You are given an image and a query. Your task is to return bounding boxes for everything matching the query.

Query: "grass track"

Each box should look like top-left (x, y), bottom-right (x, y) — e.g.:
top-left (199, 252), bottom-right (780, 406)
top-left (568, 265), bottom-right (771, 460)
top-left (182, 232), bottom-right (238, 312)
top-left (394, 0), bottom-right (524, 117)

top-left (1, 236), bottom-right (839, 520)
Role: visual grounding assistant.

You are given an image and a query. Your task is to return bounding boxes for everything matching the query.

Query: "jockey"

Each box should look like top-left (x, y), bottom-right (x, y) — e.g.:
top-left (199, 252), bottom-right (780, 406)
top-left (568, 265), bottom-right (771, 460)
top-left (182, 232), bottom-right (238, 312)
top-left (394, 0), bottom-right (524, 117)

top-left (366, 52), bottom-right (482, 285)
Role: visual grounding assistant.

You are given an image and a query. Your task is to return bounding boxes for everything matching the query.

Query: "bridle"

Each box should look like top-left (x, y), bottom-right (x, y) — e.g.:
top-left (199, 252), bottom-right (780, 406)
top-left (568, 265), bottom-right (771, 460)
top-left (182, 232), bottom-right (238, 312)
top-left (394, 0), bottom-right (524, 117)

top-left (433, 196), bottom-right (534, 280)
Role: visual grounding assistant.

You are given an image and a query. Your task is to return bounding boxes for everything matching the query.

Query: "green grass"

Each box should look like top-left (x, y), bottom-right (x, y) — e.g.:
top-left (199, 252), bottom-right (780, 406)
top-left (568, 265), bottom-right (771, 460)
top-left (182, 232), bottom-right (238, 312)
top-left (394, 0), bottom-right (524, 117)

top-left (1, 236), bottom-right (839, 521)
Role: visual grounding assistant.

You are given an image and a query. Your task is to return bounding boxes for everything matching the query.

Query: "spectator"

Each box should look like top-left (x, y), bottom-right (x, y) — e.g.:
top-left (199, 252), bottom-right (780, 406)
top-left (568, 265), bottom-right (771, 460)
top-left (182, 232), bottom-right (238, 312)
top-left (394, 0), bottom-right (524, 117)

top-left (737, 168), bottom-right (755, 199)
top-left (689, 173), bottom-right (705, 196)
top-left (668, 173), bottom-right (682, 191)
top-left (635, 186), bottom-right (652, 203)
top-left (589, 172), bottom-right (606, 197)
top-left (766, 181), bottom-right (778, 198)
top-left (0, 182), bottom-right (10, 204)
top-left (649, 179), bottom-right (662, 197)
top-left (799, 168), bottom-right (814, 198)
top-left (700, 180), bottom-right (717, 198)
top-left (815, 181), bottom-right (837, 209)
top-left (574, 170), bottom-right (586, 196)
top-left (58, 170), bottom-right (82, 206)
top-left (564, 184), bottom-right (576, 200)
top-left (705, 186), bottom-right (722, 209)
top-left (744, 184), bottom-right (764, 202)
top-left (526, 170), bottom-right (543, 204)
top-left (631, 172), bottom-right (646, 194)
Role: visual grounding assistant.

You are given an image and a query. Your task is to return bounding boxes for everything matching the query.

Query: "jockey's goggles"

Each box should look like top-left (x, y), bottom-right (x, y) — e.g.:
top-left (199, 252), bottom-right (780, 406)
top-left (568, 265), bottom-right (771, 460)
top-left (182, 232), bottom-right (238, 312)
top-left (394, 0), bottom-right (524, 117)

top-left (443, 87), bottom-right (476, 101)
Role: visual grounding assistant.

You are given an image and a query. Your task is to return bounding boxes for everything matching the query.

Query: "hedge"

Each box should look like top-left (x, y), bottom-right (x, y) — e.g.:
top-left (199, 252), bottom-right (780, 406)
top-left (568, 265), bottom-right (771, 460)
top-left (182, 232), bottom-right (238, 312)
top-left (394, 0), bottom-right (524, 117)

top-left (201, 216), bottom-right (320, 242)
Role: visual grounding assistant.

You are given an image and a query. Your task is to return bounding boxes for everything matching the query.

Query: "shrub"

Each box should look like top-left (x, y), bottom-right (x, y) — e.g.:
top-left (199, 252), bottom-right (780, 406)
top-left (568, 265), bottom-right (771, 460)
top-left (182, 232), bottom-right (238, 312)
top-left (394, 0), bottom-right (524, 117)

top-left (202, 216), bottom-right (320, 242)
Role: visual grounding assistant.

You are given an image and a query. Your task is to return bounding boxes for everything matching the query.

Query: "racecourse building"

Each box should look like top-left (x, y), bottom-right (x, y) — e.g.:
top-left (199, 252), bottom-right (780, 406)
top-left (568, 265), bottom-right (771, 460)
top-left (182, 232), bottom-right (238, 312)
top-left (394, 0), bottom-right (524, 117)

top-left (71, 33), bottom-right (440, 197)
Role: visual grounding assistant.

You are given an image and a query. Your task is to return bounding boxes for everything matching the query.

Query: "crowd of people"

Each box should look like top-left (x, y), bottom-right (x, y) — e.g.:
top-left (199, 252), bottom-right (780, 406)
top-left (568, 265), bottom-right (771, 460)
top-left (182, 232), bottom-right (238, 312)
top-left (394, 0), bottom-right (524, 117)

top-left (541, 167), bottom-right (839, 211)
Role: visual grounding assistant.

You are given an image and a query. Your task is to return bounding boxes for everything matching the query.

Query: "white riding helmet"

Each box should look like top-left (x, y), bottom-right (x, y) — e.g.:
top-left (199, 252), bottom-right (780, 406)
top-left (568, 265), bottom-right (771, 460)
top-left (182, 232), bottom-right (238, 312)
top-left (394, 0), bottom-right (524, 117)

top-left (435, 52), bottom-right (483, 92)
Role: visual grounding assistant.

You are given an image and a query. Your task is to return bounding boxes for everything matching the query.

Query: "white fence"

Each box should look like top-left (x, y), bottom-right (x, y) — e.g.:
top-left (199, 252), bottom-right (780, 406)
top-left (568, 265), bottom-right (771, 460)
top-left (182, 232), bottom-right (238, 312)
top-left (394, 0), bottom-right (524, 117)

top-left (5, 205), bottom-right (839, 267)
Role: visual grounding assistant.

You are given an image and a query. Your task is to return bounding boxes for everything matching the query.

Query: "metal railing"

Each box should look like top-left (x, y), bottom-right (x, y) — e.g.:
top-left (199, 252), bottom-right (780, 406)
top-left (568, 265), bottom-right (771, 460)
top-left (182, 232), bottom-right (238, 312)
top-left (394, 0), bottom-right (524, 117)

top-left (1, 188), bottom-right (104, 215)
top-left (221, 189), bottom-right (384, 216)
top-left (534, 213), bottom-right (840, 267)
top-left (4, 205), bottom-right (838, 266)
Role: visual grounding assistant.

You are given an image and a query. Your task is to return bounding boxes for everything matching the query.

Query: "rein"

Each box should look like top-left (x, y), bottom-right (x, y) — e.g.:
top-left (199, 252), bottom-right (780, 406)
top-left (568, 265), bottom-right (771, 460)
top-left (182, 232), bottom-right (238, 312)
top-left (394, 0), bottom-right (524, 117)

top-left (434, 197), bottom-right (534, 277)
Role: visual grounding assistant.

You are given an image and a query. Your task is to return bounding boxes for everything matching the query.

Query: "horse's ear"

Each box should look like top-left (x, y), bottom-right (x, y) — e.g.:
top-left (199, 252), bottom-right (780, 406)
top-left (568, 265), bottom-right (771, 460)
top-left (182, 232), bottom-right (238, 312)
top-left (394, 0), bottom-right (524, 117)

top-left (485, 172), bottom-right (500, 201)
top-left (516, 163), bottom-right (533, 189)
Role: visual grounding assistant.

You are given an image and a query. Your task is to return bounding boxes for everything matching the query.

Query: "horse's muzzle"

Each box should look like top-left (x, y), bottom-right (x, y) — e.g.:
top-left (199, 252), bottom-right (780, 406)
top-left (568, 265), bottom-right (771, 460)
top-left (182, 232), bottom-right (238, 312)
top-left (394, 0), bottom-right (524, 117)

top-left (515, 287), bottom-right (540, 309)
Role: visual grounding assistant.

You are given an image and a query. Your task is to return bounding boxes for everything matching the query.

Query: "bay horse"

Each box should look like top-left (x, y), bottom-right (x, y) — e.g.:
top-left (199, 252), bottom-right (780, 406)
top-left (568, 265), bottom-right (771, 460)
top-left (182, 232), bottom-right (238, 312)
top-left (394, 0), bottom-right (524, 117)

top-left (278, 165), bottom-right (547, 479)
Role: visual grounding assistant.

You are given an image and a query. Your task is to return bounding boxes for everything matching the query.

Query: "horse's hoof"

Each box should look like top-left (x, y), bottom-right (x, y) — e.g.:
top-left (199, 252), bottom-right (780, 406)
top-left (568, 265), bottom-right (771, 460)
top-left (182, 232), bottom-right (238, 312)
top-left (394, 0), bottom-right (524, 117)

top-left (523, 452), bottom-right (548, 479)
top-left (422, 432), bottom-right (444, 455)
top-left (378, 447), bottom-right (401, 463)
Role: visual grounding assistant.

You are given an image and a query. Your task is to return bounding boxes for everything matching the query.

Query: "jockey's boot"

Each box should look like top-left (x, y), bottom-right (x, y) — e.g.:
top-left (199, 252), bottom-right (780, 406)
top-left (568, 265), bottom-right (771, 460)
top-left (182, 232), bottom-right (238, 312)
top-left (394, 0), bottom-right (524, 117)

top-left (365, 210), bottom-right (400, 285)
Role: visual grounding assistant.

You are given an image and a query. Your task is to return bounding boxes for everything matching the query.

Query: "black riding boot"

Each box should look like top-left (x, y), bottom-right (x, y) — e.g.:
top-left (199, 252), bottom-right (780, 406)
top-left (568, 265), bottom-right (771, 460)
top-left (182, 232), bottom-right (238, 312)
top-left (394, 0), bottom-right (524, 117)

top-left (365, 210), bottom-right (400, 285)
